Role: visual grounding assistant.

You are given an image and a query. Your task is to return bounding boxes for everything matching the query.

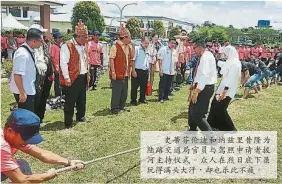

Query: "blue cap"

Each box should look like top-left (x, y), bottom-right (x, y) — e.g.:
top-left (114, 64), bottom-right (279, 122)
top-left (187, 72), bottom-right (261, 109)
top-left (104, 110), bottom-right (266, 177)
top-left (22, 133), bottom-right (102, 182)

top-left (53, 32), bottom-right (62, 39)
top-left (7, 108), bottom-right (43, 144)
top-left (93, 31), bottom-right (101, 36)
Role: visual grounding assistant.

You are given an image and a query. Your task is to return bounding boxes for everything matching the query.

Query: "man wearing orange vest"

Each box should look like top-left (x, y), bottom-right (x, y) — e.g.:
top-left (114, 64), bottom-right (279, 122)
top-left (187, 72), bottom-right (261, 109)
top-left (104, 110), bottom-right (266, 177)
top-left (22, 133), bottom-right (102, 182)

top-left (109, 25), bottom-right (133, 114)
top-left (59, 20), bottom-right (90, 128)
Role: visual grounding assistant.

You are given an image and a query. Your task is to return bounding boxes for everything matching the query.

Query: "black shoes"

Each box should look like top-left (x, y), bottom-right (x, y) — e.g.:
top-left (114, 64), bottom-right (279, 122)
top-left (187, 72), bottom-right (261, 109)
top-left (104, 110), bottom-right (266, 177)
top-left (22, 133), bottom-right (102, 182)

top-left (130, 101), bottom-right (138, 106)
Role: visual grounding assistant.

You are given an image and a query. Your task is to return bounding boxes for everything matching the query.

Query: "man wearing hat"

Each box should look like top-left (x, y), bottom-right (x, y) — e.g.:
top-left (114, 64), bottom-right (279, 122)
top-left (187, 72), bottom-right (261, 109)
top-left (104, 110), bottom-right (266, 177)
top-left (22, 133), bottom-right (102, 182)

top-left (59, 19), bottom-right (90, 128)
top-left (87, 31), bottom-right (103, 90)
top-left (50, 31), bottom-right (63, 97)
top-left (1, 108), bottom-right (84, 182)
top-left (188, 38), bottom-right (217, 131)
top-left (109, 25), bottom-right (133, 114)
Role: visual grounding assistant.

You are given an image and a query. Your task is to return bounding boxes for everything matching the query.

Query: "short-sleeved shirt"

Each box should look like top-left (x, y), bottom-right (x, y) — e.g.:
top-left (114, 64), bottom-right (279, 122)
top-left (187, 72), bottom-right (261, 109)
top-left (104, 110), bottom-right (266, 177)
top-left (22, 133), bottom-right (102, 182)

top-left (87, 41), bottom-right (103, 66)
top-left (241, 62), bottom-right (261, 76)
top-left (250, 59), bottom-right (267, 71)
top-left (10, 43), bottom-right (36, 95)
top-left (1, 129), bottom-right (33, 172)
top-left (157, 46), bottom-right (178, 75)
top-left (134, 45), bottom-right (150, 70)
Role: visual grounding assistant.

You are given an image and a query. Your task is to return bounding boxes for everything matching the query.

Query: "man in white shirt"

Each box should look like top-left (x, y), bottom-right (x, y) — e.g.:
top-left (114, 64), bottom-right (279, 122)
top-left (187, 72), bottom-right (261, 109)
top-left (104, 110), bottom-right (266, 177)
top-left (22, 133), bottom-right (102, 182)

top-left (59, 20), bottom-right (90, 128)
top-left (131, 37), bottom-right (150, 105)
top-left (188, 39), bottom-right (217, 131)
top-left (10, 28), bottom-right (43, 112)
top-left (158, 38), bottom-right (178, 103)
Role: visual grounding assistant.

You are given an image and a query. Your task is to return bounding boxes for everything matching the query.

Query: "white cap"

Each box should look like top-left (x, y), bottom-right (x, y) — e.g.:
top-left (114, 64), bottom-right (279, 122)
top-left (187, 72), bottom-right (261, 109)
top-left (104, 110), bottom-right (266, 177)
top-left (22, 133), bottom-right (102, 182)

top-left (29, 24), bottom-right (48, 32)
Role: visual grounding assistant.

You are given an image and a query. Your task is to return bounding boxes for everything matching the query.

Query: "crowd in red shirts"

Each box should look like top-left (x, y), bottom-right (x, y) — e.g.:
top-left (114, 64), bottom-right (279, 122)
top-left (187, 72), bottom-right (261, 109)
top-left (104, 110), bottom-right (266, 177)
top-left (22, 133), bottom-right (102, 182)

top-left (1, 31), bottom-right (26, 61)
top-left (234, 44), bottom-right (280, 61)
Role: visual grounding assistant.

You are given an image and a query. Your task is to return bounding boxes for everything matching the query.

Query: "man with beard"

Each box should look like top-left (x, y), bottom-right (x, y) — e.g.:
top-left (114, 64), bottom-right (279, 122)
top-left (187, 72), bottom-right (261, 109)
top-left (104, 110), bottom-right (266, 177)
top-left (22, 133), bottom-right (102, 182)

top-left (59, 19), bottom-right (90, 128)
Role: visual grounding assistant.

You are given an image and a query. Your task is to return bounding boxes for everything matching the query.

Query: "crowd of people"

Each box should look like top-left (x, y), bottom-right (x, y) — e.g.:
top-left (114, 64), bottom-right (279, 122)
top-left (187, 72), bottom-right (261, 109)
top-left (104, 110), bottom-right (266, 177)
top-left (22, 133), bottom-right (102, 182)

top-left (1, 19), bottom-right (282, 182)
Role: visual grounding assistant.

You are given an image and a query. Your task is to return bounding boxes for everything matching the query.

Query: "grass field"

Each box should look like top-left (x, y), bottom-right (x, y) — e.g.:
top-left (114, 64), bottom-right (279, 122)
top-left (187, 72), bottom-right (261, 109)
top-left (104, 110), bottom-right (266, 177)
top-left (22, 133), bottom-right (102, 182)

top-left (1, 74), bottom-right (282, 183)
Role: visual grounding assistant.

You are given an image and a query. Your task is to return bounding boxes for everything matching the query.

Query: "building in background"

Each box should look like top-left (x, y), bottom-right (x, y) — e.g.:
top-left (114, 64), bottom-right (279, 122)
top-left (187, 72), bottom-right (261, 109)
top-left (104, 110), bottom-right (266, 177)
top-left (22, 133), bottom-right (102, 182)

top-left (124, 15), bottom-right (195, 37)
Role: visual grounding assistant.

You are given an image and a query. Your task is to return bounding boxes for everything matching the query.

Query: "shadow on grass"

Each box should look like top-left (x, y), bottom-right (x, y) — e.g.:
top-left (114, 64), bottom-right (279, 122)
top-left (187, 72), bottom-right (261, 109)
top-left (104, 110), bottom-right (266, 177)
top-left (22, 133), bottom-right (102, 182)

top-left (234, 94), bottom-right (256, 99)
top-left (101, 87), bottom-right (112, 90)
top-left (40, 121), bottom-right (67, 131)
top-left (146, 98), bottom-right (159, 103)
top-left (171, 111), bottom-right (188, 123)
top-left (105, 162), bottom-right (140, 183)
top-left (93, 108), bottom-right (112, 117)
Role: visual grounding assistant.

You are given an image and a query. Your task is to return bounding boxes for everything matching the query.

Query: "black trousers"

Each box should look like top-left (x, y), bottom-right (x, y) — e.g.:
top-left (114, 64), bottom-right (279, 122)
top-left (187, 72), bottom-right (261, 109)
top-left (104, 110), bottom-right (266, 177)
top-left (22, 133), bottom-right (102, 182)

top-left (34, 77), bottom-right (53, 121)
top-left (89, 65), bottom-right (100, 89)
top-left (14, 94), bottom-right (35, 112)
top-left (54, 72), bottom-right (62, 97)
top-left (188, 85), bottom-right (214, 131)
top-left (64, 74), bottom-right (87, 127)
top-left (131, 69), bottom-right (149, 103)
top-left (111, 77), bottom-right (128, 111)
top-left (207, 96), bottom-right (237, 131)
top-left (159, 74), bottom-right (173, 101)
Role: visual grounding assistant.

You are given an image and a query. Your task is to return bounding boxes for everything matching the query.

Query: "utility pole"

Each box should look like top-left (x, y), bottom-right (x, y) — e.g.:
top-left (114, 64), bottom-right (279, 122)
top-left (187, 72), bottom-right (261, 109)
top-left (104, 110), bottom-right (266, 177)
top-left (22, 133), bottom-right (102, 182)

top-left (106, 2), bottom-right (137, 27)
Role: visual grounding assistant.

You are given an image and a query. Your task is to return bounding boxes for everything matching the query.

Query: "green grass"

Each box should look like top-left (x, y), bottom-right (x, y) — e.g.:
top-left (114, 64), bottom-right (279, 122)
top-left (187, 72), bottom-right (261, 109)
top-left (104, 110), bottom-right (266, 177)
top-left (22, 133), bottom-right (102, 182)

top-left (1, 74), bottom-right (282, 183)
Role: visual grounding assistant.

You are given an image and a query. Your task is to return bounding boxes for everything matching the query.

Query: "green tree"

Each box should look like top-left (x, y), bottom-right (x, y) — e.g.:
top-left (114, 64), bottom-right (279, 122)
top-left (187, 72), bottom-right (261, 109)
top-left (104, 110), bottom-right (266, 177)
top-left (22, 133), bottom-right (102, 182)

top-left (209, 26), bottom-right (228, 42)
top-left (152, 20), bottom-right (166, 38)
top-left (169, 27), bottom-right (180, 38)
top-left (71, 1), bottom-right (105, 33)
top-left (126, 17), bottom-right (141, 39)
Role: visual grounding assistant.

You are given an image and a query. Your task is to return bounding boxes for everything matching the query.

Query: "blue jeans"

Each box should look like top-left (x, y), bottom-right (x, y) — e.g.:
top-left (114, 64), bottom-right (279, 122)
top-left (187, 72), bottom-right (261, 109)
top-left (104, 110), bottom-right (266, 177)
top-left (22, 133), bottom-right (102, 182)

top-left (1, 159), bottom-right (32, 181)
top-left (186, 68), bottom-right (193, 84)
top-left (245, 73), bottom-right (262, 88)
top-left (260, 69), bottom-right (275, 82)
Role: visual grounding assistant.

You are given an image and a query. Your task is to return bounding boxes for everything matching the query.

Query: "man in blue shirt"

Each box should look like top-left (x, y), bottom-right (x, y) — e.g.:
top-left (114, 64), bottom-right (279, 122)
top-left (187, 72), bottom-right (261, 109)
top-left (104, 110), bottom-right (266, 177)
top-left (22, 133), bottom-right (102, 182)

top-left (131, 37), bottom-right (150, 105)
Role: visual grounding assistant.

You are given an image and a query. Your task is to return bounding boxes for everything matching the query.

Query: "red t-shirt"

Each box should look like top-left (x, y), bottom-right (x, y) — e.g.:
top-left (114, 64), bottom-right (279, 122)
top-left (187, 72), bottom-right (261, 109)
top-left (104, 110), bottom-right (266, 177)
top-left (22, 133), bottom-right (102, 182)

top-left (1, 36), bottom-right (7, 49)
top-left (1, 129), bottom-right (33, 172)
top-left (87, 41), bottom-right (103, 65)
top-left (261, 48), bottom-right (268, 58)
top-left (251, 47), bottom-right (259, 57)
top-left (238, 48), bottom-right (245, 60)
top-left (50, 43), bottom-right (61, 72)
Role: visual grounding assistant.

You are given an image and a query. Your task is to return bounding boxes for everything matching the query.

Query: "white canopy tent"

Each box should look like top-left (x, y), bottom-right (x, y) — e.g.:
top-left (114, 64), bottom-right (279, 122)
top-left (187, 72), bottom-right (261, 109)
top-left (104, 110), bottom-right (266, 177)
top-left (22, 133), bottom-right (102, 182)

top-left (2, 13), bottom-right (29, 30)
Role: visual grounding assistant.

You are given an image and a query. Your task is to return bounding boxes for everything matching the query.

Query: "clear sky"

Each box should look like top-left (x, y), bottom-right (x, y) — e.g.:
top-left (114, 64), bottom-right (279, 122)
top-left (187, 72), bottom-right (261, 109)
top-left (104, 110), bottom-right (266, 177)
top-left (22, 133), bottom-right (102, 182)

top-left (56, 1), bottom-right (282, 30)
